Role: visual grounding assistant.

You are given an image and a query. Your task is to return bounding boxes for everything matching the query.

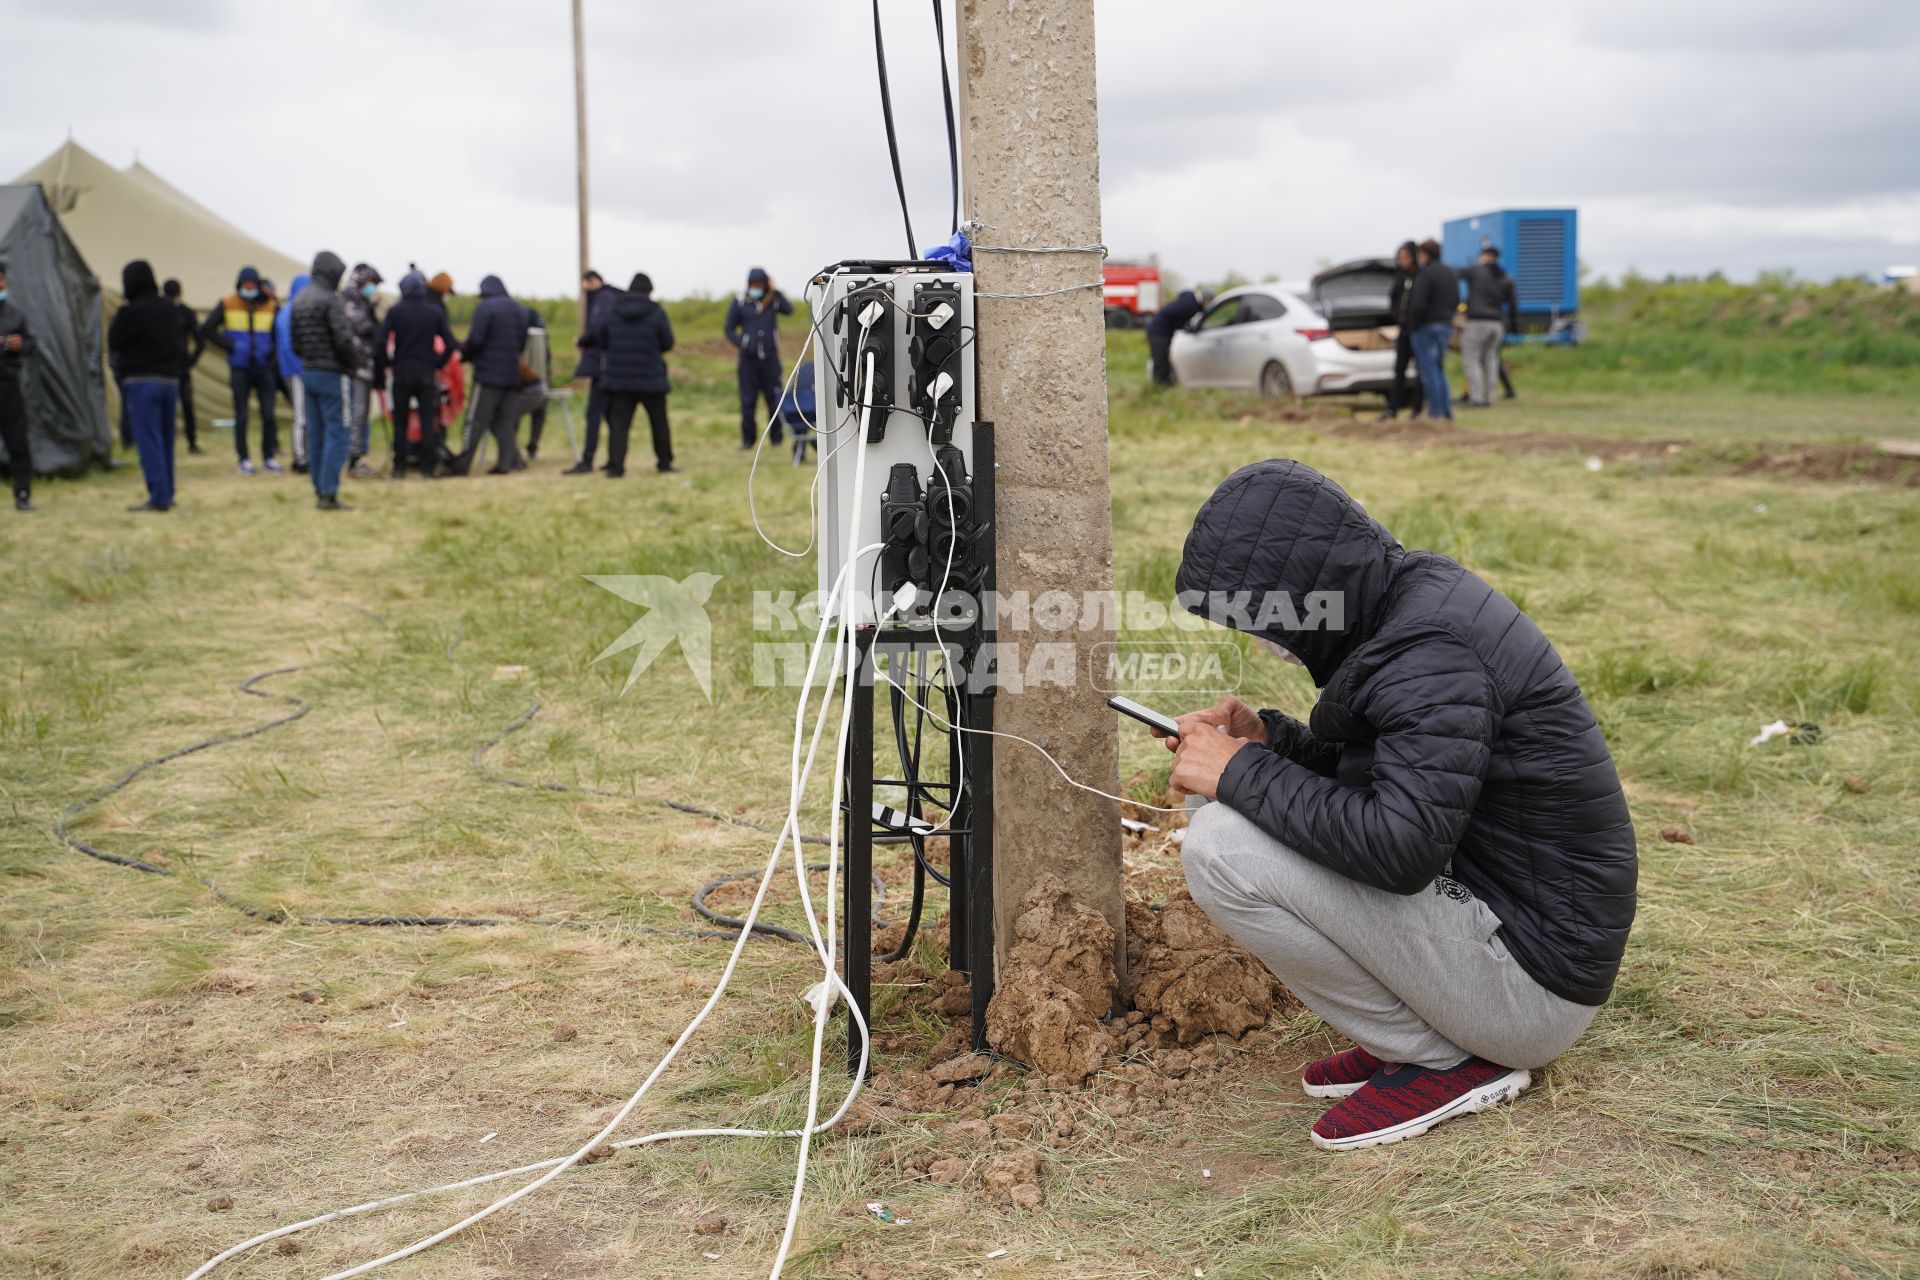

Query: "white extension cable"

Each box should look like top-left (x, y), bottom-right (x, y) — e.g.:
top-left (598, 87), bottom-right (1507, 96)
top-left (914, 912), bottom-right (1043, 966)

top-left (190, 316), bottom-right (898, 1280)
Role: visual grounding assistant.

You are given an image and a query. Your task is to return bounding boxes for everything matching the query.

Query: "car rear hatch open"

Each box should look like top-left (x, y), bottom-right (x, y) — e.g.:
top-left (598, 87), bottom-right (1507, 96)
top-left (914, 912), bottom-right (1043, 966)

top-left (1311, 259), bottom-right (1399, 351)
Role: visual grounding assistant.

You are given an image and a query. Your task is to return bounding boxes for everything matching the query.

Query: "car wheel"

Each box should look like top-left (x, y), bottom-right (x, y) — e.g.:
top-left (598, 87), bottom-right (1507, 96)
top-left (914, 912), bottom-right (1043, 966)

top-left (1258, 361), bottom-right (1296, 401)
top-left (1104, 307), bottom-right (1131, 330)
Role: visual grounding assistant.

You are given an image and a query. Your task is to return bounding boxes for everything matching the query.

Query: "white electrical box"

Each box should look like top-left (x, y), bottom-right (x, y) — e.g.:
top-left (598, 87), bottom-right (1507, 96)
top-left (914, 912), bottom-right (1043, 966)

top-left (808, 264), bottom-right (978, 624)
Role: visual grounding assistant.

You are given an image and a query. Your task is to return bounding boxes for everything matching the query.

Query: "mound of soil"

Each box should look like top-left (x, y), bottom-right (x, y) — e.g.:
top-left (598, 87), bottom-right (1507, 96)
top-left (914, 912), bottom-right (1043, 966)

top-left (1125, 892), bottom-right (1282, 1043)
top-left (983, 875), bottom-right (1115, 1083)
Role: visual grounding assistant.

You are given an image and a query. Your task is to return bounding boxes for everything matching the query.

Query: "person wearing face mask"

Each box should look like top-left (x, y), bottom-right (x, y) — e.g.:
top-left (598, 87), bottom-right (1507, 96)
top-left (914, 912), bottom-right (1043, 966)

top-left (723, 266), bottom-right (792, 450)
top-left (1160, 459), bottom-right (1635, 1153)
top-left (340, 263), bottom-right (385, 477)
top-left (0, 258), bottom-right (37, 511)
top-left (201, 265), bottom-right (282, 474)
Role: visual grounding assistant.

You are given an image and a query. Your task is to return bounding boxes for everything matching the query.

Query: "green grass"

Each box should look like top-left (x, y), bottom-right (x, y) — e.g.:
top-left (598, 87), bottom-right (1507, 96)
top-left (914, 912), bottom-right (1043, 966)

top-left (0, 300), bottom-right (1917, 1278)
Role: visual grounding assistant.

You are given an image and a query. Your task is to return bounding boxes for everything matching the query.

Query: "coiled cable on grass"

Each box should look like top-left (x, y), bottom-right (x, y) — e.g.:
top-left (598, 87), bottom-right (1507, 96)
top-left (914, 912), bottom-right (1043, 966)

top-left (51, 666), bottom-right (878, 942)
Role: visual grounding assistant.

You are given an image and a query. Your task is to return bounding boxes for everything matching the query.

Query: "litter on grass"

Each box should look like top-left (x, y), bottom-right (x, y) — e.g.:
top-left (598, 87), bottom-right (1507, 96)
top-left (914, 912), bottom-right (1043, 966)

top-left (865, 1202), bottom-right (912, 1225)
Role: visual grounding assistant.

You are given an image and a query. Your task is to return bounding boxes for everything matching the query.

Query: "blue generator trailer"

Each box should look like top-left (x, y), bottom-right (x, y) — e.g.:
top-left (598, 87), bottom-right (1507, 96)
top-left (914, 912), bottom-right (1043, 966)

top-left (1443, 208), bottom-right (1580, 344)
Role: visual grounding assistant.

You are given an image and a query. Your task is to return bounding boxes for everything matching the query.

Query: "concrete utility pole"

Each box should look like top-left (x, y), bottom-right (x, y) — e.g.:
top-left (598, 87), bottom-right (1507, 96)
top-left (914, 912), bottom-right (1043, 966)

top-left (957, 0), bottom-right (1125, 983)
top-left (572, 0), bottom-right (591, 331)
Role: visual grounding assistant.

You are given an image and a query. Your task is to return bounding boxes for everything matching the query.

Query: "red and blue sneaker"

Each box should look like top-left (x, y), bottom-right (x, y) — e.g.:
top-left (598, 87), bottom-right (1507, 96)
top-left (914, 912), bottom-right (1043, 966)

top-left (1310, 1056), bottom-right (1530, 1151)
top-left (1300, 1045), bottom-right (1383, 1099)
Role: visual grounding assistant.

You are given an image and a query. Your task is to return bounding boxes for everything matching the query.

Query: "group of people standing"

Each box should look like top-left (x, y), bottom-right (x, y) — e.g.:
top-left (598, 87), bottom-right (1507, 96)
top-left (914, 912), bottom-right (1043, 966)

top-left (1384, 239), bottom-right (1520, 421)
top-left (9, 258), bottom-right (805, 514)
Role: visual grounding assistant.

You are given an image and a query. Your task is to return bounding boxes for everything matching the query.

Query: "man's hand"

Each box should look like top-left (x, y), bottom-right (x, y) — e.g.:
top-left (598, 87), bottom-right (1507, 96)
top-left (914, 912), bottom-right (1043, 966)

top-left (3, 334), bottom-right (21, 353)
top-left (1169, 724), bottom-right (1252, 801)
top-left (1153, 695), bottom-right (1267, 753)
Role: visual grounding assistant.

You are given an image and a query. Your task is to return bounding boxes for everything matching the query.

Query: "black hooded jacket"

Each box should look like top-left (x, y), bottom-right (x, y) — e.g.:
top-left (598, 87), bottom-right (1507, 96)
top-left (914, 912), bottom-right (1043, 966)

top-left (582, 290), bottom-right (675, 395)
top-left (288, 251), bottom-right (363, 375)
top-left (1176, 459), bottom-right (1637, 1006)
top-left (461, 275), bottom-right (531, 389)
top-left (107, 260), bottom-right (186, 381)
top-left (380, 273), bottom-right (458, 376)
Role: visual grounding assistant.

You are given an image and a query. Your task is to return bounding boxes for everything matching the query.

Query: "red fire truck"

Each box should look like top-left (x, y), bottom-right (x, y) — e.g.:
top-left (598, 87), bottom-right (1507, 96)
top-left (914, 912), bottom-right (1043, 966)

top-left (1102, 260), bottom-right (1162, 328)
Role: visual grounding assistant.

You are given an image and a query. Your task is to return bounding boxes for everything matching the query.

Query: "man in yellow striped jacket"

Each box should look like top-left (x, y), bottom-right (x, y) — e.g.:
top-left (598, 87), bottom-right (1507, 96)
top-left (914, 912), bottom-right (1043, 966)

top-left (199, 265), bottom-right (282, 474)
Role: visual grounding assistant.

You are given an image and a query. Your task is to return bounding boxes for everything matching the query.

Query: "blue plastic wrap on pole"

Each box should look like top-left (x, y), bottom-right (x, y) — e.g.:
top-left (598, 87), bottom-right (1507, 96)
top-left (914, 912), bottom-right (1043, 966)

top-left (924, 232), bottom-right (973, 273)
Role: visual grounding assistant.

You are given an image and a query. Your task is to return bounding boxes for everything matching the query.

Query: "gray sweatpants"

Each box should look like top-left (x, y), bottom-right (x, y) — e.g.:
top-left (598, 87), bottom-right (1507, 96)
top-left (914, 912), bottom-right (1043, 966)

top-left (1181, 800), bottom-right (1596, 1070)
top-left (1461, 319), bottom-right (1505, 406)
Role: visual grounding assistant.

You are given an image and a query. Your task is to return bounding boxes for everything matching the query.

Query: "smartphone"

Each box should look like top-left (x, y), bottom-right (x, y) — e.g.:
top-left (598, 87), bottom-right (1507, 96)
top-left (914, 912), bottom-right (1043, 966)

top-left (1107, 695), bottom-right (1183, 738)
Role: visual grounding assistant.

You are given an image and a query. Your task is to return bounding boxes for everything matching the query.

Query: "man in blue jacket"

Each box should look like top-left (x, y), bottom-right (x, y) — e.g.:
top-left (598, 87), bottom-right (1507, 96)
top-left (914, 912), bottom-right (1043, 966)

top-left (274, 274), bottom-right (310, 471)
top-left (724, 266), bottom-right (792, 449)
top-left (452, 274), bottom-right (531, 475)
top-left (201, 265), bottom-right (282, 474)
top-left (1165, 459), bottom-right (1634, 1152)
top-left (1145, 286), bottom-right (1213, 387)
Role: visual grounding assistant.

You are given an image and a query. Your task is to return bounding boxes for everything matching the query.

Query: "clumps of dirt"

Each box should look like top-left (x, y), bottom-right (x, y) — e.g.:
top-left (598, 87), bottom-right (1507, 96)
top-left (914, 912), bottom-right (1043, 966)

top-left (1732, 443), bottom-right (1920, 487)
top-left (983, 875), bottom-right (1116, 1084)
top-left (1124, 891), bottom-right (1286, 1043)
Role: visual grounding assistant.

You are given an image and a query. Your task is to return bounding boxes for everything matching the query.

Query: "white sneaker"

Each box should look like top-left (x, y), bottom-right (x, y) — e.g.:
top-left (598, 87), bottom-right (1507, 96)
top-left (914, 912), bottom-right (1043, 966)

top-left (263, 458), bottom-right (285, 474)
top-left (238, 459), bottom-right (257, 475)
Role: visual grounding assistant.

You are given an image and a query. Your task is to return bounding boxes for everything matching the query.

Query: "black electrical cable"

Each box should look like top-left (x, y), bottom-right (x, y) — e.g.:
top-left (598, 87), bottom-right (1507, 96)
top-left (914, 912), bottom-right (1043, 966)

top-left (692, 867), bottom-right (890, 946)
top-left (872, 0), bottom-right (919, 257)
top-left (932, 0), bottom-right (960, 236)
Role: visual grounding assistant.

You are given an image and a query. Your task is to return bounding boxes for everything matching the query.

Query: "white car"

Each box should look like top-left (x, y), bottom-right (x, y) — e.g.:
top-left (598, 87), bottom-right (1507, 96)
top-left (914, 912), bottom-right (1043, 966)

top-left (1168, 260), bottom-right (1401, 399)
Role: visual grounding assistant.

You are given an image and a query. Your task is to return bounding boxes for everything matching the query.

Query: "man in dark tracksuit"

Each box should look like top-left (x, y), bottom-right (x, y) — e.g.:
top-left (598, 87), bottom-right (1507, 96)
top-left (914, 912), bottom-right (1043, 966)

top-left (724, 266), bottom-right (792, 449)
top-left (1379, 242), bottom-right (1421, 420)
top-left (454, 275), bottom-right (531, 475)
top-left (163, 279), bottom-right (206, 452)
top-left (201, 265), bottom-right (282, 472)
top-left (287, 251), bottom-right (364, 509)
top-left (566, 269), bottom-right (621, 474)
top-left (1145, 287), bottom-right (1211, 386)
top-left (379, 270), bottom-right (459, 478)
top-left (1166, 459), bottom-right (1635, 1151)
top-left (580, 271), bottom-right (676, 475)
top-left (0, 258), bottom-right (36, 510)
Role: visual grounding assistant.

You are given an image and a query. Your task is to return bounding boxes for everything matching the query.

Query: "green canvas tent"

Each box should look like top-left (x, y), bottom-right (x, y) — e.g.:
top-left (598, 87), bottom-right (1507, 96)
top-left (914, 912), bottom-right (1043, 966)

top-left (13, 141), bottom-right (309, 425)
top-left (0, 184), bottom-right (109, 474)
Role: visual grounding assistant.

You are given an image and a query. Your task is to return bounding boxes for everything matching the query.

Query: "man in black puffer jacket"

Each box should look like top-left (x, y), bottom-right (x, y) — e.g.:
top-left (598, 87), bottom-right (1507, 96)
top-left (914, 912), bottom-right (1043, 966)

top-left (453, 274), bottom-right (530, 475)
top-left (1164, 459), bottom-right (1635, 1152)
top-left (578, 272), bottom-right (675, 475)
top-left (288, 250), bottom-right (365, 509)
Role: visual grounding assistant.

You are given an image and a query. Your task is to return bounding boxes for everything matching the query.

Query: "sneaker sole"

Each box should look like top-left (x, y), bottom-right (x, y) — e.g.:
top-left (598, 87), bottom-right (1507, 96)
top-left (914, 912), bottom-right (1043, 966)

top-left (1310, 1068), bottom-right (1530, 1151)
top-left (1302, 1077), bottom-right (1368, 1100)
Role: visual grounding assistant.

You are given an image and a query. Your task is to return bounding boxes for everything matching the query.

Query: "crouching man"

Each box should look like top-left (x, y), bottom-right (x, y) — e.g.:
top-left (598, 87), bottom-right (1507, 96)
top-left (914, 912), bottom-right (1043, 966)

top-left (1162, 459), bottom-right (1635, 1151)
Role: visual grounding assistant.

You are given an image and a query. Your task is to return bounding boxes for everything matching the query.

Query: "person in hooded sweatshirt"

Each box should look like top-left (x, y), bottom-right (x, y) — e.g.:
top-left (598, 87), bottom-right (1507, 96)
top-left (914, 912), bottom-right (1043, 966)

top-left (1161, 459), bottom-right (1635, 1152)
top-left (162, 279), bottom-right (205, 453)
top-left (453, 274), bottom-right (531, 475)
top-left (380, 269), bottom-right (459, 478)
top-left (723, 266), bottom-right (792, 449)
top-left (200, 265), bottom-right (282, 474)
top-left (566, 269), bottom-right (621, 474)
top-left (341, 263), bottom-right (385, 477)
top-left (287, 251), bottom-right (366, 509)
top-left (108, 260), bottom-right (188, 512)
top-left (275, 274), bottom-right (311, 471)
top-left (578, 271), bottom-right (676, 475)
top-left (0, 257), bottom-right (38, 511)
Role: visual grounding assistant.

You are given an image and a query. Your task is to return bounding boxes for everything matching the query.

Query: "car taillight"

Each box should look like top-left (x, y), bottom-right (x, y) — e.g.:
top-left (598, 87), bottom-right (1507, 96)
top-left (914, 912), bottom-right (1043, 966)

top-left (1295, 327), bottom-right (1331, 341)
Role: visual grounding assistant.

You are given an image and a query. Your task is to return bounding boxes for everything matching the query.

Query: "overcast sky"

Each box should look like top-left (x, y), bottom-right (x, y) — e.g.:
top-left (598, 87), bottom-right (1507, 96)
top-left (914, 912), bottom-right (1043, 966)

top-left (4, 0), bottom-right (1917, 297)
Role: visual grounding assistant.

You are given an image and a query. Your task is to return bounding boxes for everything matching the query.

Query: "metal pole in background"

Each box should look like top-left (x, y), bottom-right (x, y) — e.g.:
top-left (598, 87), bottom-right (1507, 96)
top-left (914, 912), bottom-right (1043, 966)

top-left (572, 0), bottom-right (590, 332)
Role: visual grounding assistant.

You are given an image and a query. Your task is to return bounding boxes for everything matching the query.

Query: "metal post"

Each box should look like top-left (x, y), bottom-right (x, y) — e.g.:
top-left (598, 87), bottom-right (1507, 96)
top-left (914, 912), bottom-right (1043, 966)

top-left (571, 0), bottom-right (591, 333)
top-left (844, 628), bottom-right (875, 1078)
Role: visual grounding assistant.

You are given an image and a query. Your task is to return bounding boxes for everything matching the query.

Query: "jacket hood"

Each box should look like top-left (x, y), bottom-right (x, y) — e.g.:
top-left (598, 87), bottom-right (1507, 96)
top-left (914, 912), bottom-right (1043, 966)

top-left (310, 251), bottom-right (345, 290)
top-left (612, 291), bottom-right (659, 320)
top-left (349, 262), bottom-right (383, 290)
top-left (1175, 459), bottom-right (1402, 688)
top-left (478, 275), bottom-right (506, 299)
top-left (123, 259), bottom-right (159, 301)
top-left (398, 270), bottom-right (428, 300)
top-left (236, 266), bottom-right (260, 287)
top-left (288, 273), bottom-right (311, 300)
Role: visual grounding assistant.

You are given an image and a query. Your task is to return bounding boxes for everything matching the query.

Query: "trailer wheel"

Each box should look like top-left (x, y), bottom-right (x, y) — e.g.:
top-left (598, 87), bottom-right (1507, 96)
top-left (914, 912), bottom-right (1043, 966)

top-left (1259, 361), bottom-right (1296, 401)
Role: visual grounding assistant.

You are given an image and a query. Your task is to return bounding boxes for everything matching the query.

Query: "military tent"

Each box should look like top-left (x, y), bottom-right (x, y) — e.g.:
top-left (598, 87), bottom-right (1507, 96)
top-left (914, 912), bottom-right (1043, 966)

top-left (14, 141), bottom-right (309, 426)
top-left (0, 184), bottom-right (109, 475)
